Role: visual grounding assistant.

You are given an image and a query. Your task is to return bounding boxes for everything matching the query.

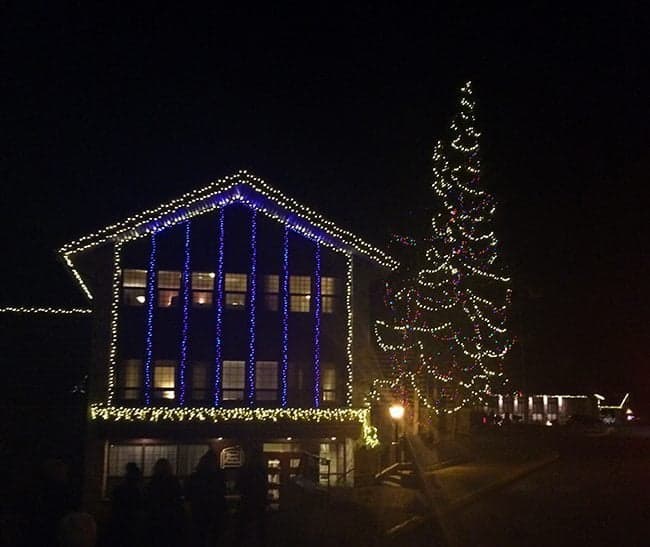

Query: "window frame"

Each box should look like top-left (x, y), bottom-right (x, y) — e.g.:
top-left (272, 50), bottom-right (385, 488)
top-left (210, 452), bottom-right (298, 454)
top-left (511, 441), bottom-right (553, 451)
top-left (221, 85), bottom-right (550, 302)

top-left (321, 365), bottom-right (337, 403)
top-left (321, 276), bottom-right (338, 314)
top-left (263, 274), bottom-right (280, 311)
top-left (191, 272), bottom-right (214, 309)
top-left (121, 269), bottom-right (147, 306)
top-left (120, 358), bottom-right (142, 400)
top-left (289, 275), bottom-right (311, 313)
top-left (153, 359), bottom-right (176, 400)
top-left (224, 273), bottom-right (248, 310)
top-left (157, 270), bottom-right (182, 308)
top-left (255, 360), bottom-right (279, 402)
top-left (222, 360), bottom-right (246, 401)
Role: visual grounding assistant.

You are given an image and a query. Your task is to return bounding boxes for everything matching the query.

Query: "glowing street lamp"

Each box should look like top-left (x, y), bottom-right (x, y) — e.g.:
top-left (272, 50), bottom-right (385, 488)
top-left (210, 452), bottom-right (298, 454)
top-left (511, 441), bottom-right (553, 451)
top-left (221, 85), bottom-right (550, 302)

top-left (389, 403), bottom-right (405, 421)
top-left (389, 403), bottom-right (405, 463)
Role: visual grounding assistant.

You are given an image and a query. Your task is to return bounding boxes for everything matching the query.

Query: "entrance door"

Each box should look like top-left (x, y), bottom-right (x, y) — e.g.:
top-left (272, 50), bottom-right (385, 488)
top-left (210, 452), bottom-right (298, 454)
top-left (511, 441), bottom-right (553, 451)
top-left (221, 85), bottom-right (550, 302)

top-left (263, 452), bottom-right (303, 510)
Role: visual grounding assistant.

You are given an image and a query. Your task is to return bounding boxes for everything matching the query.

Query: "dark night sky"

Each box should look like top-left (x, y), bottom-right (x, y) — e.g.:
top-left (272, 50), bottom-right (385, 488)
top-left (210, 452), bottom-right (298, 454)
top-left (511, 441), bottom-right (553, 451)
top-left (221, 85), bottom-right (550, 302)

top-left (1, 4), bottom-right (648, 409)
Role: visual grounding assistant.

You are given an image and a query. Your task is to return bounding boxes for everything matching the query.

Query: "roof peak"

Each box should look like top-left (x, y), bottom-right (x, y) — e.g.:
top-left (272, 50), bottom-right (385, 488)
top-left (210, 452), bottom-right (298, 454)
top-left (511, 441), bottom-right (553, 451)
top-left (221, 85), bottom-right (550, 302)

top-left (60, 170), bottom-right (398, 299)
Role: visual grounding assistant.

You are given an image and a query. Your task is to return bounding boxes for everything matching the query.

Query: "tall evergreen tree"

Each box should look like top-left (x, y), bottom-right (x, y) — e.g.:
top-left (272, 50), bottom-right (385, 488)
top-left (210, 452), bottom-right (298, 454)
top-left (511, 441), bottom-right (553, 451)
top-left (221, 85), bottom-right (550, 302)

top-left (373, 82), bottom-right (512, 415)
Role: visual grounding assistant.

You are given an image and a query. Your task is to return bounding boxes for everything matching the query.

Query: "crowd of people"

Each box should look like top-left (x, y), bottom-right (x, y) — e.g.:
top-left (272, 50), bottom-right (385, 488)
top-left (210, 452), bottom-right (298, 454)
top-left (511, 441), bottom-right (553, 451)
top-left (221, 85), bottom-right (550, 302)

top-left (4, 442), bottom-right (269, 547)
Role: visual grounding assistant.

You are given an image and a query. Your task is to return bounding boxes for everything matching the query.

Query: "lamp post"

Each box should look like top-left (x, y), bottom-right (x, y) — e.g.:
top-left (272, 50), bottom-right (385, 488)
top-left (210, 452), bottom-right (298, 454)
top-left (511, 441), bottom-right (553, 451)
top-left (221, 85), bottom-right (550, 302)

top-left (389, 403), bottom-right (405, 463)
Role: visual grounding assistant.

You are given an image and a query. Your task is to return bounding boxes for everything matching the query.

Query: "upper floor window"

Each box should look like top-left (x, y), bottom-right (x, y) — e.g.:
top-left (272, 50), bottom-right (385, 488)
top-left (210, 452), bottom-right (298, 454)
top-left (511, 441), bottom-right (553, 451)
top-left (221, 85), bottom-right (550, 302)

top-left (321, 277), bottom-right (338, 314)
top-left (158, 271), bottom-right (181, 308)
top-left (290, 275), bottom-right (311, 312)
top-left (225, 273), bottom-right (247, 309)
top-left (122, 269), bottom-right (147, 306)
top-left (222, 360), bottom-right (245, 400)
top-left (322, 366), bottom-right (336, 402)
top-left (263, 275), bottom-right (279, 311)
top-left (153, 360), bottom-right (176, 400)
top-left (255, 361), bottom-right (278, 401)
top-left (192, 272), bottom-right (214, 308)
top-left (191, 361), bottom-right (209, 401)
top-left (120, 358), bottom-right (142, 399)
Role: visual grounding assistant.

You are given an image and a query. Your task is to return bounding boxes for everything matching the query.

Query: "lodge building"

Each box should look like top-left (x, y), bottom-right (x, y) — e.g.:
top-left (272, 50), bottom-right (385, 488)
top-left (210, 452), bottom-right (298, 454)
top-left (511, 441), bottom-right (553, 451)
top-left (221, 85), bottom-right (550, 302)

top-left (59, 171), bottom-right (398, 507)
top-left (483, 393), bottom-right (599, 424)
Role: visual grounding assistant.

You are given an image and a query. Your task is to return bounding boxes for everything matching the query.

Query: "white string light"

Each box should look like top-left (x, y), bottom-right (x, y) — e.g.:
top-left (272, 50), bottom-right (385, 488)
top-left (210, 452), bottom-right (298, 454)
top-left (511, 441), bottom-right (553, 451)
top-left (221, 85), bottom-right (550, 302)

top-left (89, 404), bottom-right (379, 447)
top-left (60, 171), bottom-right (399, 300)
top-left (373, 80), bottom-right (512, 413)
top-left (0, 307), bottom-right (91, 315)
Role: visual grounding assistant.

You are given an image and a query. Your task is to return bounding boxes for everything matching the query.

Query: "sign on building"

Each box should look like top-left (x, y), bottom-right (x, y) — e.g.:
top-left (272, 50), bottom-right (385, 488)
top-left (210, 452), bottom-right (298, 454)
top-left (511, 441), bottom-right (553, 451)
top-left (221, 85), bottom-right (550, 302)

top-left (220, 445), bottom-right (244, 468)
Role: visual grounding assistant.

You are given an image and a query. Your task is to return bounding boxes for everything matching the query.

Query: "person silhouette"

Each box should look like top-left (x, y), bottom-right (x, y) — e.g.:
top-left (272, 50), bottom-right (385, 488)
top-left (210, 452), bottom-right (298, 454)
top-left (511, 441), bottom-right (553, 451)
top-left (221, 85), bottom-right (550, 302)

top-left (185, 444), bottom-right (227, 547)
top-left (107, 462), bottom-right (143, 547)
top-left (235, 444), bottom-right (268, 546)
top-left (30, 458), bottom-right (77, 546)
top-left (143, 458), bottom-right (186, 547)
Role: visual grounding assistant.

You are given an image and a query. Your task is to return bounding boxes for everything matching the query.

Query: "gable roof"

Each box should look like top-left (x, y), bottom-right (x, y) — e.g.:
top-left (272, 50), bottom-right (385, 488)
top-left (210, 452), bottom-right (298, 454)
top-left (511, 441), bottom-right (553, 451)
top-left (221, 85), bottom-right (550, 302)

top-left (60, 170), bottom-right (398, 299)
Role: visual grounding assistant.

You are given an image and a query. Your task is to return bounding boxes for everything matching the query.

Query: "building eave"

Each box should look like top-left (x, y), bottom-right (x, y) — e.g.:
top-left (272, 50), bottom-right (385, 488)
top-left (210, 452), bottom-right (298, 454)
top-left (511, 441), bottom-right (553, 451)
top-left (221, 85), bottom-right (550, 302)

top-left (59, 170), bottom-right (399, 300)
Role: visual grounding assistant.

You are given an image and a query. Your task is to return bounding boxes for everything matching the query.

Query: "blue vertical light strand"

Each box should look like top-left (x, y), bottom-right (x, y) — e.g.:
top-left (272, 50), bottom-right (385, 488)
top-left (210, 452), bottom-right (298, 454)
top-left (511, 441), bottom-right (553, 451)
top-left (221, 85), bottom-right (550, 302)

top-left (247, 209), bottom-right (258, 406)
top-left (280, 225), bottom-right (289, 407)
top-left (179, 221), bottom-right (191, 406)
top-left (213, 208), bottom-right (225, 406)
top-left (144, 233), bottom-right (157, 406)
top-left (313, 241), bottom-right (321, 408)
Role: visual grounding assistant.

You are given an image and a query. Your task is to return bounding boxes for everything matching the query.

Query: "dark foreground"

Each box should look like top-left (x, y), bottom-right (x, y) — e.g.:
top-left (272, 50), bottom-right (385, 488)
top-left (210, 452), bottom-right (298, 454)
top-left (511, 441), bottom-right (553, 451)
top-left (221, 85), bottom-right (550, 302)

top-left (446, 430), bottom-right (650, 547)
top-left (3, 426), bottom-right (649, 546)
top-left (246, 427), bottom-right (650, 547)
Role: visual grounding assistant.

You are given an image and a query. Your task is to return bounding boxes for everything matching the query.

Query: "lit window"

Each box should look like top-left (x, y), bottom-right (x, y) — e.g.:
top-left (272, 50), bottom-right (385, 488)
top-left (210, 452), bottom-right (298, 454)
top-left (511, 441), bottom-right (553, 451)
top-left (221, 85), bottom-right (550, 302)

top-left (153, 360), bottom-right (176, 400)
top-left (120, 359), bottom-right (141, 399)
top-left (322, 367), bottom-right (336, 402)
top-left (225, 273), bottom-right (247, 310)
top-left (122, 269), bottom-right (147, 306)
top-left (290, 275), bottom-right (311, 312)
top-left (192, 272), bottom-right (214, 309)
top-left (192, 291), bottom-right (213, 307)
top-left (108, 445), bottom-right (143, 477)
top-left (143, 445), bottom-right (178, 477)
top-left (321, 277), bottom-right (338, 314)
top-left (264, 275), bottom-right (279, 311)
top-left (192, 272), bottom-right (214, 290)
top-left (158, 271), bottom-right (181, 288)
top-left (191, 362), bottom-right (209, 401)
top-left (158, 271), bottom-right (181, 308)
top-left (256, 361), bottom-right (278, 401)
top-left (222, 360), bottom-right (245, 401)
top-left (321, 277), bottom-right (337, 295)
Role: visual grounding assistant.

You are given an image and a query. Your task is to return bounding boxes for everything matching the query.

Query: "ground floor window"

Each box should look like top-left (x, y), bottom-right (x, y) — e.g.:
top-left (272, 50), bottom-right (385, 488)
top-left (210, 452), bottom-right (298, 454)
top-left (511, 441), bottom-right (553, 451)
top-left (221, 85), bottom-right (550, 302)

top-left (106, 443), bottom-right (206, 496)
top-left (105, 438), bottom-right (355, 502)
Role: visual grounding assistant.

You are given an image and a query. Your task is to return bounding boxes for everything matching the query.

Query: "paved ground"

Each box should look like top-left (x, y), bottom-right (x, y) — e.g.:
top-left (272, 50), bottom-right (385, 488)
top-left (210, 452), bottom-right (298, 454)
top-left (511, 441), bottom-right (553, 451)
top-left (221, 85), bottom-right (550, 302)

top-left (404, 426), bottom-right (650, 547)
top-left (446, 434), bottom-right (650, 546)
top-left (244, 426), bottom-right (650, 547)
top-left (5, 426), bottom-right (648, 546)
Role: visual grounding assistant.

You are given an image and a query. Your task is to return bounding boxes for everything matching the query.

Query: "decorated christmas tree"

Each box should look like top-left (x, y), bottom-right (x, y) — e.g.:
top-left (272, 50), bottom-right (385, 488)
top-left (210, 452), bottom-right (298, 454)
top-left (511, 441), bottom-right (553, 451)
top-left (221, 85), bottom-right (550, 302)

top-left (372, 82), bottom-right (512, 417)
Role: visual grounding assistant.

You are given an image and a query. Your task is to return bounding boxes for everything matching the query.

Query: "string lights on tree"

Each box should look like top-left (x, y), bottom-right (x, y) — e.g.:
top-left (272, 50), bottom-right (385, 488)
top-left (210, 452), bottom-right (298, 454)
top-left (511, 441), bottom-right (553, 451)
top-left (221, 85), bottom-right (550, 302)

top-left (373, 81), bottom-right (513, 415)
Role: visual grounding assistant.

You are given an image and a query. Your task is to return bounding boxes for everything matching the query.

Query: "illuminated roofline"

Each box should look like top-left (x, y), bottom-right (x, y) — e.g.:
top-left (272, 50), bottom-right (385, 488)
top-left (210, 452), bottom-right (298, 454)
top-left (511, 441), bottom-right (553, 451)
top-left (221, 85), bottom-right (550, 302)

top-left (598, 392), bottom-right (630, 410)
top-left (0, 307), bottom-right (91, 315)
top-left (59, 170), bottom-right (399, 299)
top-left (89, 404), bottom-right (379, 447)
top-left (493, 393), bottom-right (590, 399)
